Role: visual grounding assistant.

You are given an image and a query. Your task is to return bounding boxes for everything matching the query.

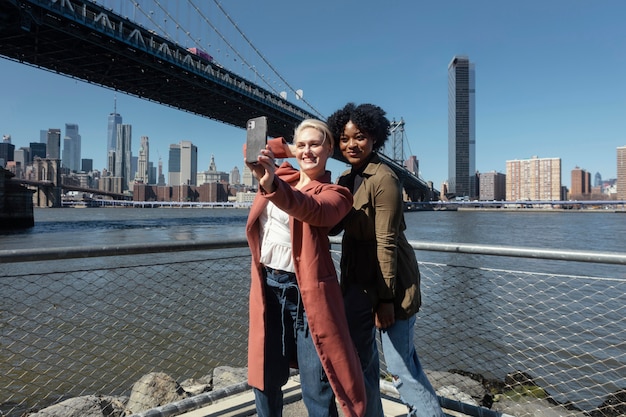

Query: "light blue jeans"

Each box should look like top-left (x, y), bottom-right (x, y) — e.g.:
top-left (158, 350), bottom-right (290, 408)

top-left (253, 267), bottom-right (338, 417)
top-left (381, 315), bottom-right (445, 417)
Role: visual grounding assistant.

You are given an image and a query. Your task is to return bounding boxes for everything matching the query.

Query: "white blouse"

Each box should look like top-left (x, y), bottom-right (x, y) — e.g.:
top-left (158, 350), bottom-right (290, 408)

top-left (259, 201), bottom-right (295, 273)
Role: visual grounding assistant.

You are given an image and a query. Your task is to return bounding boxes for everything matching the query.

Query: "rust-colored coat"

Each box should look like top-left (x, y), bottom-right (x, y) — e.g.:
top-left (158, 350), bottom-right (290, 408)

top-left (245, 144), bottom-right (366, 417)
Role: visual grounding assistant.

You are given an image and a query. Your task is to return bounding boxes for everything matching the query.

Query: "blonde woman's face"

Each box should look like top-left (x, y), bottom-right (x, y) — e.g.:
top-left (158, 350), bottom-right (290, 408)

top-left (294, 127), bottom-right (331, 178)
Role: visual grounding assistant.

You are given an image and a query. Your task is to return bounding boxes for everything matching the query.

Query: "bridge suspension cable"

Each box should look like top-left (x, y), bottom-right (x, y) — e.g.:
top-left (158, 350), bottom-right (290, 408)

top-left (208, 0), bottom-right (323, 119)
top-left (124, 0), bottom-right (323, 119)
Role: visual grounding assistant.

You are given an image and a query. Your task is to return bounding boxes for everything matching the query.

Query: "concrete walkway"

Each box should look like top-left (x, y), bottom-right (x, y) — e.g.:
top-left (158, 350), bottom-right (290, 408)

top-left (177, 377), bottom-right (411, 417)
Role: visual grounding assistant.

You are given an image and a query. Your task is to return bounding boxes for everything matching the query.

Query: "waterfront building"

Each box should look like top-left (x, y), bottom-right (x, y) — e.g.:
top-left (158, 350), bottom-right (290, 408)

top-left (197, 155), bottom-right (229, 185)
top-left (618, 146), bottom-right (626, 200)
top-left (46, 128), bottom-right (61, 160)
top-left (479, 171), bottom-right (506, 201)
top-left (236, 191), bottom-right (256, 204)
top-left (448, 55), bottom-right (476, 199)
top-left (168, 141), bottom-right (197, 186)
top-left (62, 123), bottom-right (81, 172)
top-left (506, 156), bottom-right (562, 201)
top-left (114, 124), bottom-right (132, 191)
top-left (571, 167), bottom-right (591, 198)
top-left (135, 136), bottom-right (150, 184)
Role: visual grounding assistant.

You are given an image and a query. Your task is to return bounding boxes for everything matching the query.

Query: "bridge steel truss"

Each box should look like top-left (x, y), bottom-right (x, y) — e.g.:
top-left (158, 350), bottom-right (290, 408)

top-left (0, 0), bottom-right (436, 200)
top-left (0, 0), bottom-right (315, 139)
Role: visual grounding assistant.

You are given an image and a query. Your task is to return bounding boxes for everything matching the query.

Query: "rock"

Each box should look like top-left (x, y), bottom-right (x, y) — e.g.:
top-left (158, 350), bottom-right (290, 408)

top-left (126, 372), bottom-right (188, 414)
top-left (437, 385), bottom-right (479, 406)
top-left (427, 370), bottom-right (486, 401)
top-left (25, 395), bottom-right (126, 417)
top-left (493, 396), bottom-right (586, 417)
top-left (180, 374), bottom-right (213, 396)
top-left (212, 366), bottom-right (248, 390)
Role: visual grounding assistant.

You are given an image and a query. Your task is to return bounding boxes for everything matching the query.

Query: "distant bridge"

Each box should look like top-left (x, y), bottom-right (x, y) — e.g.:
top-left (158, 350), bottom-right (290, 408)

top-left (0, 0), bottom-right (436, 200)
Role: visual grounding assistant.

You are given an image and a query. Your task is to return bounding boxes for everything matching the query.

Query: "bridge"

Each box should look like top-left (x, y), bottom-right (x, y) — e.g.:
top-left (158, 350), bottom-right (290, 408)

top-left (0, 0), bottom-right (437, 201)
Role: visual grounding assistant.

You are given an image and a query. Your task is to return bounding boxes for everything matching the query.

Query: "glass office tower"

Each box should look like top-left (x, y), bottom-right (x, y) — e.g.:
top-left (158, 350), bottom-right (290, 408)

top-left (448, 55), bottom-right (476, 199)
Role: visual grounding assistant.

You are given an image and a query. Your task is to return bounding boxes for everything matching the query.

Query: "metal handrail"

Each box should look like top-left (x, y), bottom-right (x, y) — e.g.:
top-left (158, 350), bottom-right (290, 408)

top-left (330, 236), bottom-right (626, 265)
top-left (2, 237), bottom-right (625, 266)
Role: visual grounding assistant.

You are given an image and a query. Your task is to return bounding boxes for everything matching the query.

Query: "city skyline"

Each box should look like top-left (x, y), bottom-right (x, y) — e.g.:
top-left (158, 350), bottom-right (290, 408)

top-left (1, 1), bottom-right (625, 189)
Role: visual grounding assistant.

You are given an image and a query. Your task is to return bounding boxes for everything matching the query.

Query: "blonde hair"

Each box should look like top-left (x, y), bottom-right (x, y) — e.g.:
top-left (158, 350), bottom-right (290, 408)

top-left (294, 119), bottom-right (334, 149)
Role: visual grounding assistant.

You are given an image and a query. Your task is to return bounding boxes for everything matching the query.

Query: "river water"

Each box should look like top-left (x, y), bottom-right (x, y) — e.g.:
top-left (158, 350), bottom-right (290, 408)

top-left (1, 208), bottom-right (625, 413)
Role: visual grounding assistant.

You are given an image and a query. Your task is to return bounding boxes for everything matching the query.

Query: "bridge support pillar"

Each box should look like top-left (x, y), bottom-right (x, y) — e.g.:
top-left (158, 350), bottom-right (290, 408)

top-left (32, 158), bottom-right (62, 208)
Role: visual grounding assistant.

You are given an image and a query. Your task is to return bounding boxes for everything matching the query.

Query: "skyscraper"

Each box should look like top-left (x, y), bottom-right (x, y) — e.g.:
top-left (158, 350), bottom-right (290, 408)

top-left (448, 56), bottom-right (476, 199)
top-left (114, 124), bottom-right (132, 191)
top-left (62, 123), bottom-right (81, 172)
top-left (46, 128), bottom-right (61, 160)
top-left (30, 142), bottom-right (46, 159)
top-left (136, 136), bottom-right (149, 184)
top-left (168, 140), bottom-right (197, 186)
top-left (107, 98), bottom-right (122, 173)
top-left (617, 146), bottom-right (626, 200)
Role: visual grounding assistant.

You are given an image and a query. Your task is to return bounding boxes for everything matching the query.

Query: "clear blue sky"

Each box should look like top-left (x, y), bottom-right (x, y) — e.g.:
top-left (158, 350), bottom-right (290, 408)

top-left (1, 0), bottom-right (624, 189)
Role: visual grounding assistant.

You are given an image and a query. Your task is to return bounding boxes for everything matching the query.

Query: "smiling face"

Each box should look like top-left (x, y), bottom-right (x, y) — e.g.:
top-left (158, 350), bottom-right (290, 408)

top-left (339, 121), bottom-right (375, 170)
top-left (294, 126), bottom-right (332, 179)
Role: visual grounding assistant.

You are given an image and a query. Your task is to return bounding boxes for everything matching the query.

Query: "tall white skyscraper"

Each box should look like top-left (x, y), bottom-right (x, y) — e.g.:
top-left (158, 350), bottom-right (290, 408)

top-left (448, 55), bottom-right (476, 199)
top-left (135, 136), bottom-right (149, 184)
top-left (114, 124), bottom-right (132, 191)
top-left (107, 98), bottom-right (122, 172)
top-left (62, 123), bottom-right (81, 172)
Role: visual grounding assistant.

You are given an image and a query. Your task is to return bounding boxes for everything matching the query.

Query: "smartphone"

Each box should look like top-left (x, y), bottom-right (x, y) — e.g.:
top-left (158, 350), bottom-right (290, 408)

top-left (246, 116), bottom-right (268, 164)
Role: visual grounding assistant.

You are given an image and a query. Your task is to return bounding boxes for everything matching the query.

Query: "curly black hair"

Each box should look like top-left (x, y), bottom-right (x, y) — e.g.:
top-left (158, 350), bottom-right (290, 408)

top-left (327, 103), bottom-right (390, 151)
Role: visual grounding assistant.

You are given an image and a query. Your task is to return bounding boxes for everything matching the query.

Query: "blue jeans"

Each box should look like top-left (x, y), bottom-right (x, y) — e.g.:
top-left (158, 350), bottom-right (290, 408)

top-left (254, 267), bottom-right (338, 417)
top-left (344, 285), bottom-right (384, 417)
top-left (381, 315), bottom-right (445, 417)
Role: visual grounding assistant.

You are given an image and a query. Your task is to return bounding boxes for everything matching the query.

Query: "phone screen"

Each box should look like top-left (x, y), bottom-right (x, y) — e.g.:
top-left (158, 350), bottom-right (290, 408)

top-left (246, 116), bottom-right (268, 164)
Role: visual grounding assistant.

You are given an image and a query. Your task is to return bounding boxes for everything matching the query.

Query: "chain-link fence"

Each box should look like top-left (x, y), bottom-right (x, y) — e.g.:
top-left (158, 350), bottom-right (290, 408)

top-left (1, 239), bottom-right (625, 417)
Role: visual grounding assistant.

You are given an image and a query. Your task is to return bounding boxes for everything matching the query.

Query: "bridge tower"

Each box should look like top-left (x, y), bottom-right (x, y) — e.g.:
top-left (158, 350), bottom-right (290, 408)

top-left (388, 118), bottom-right (405, 165)
top-left (32, 158), bottom-right (62, 208)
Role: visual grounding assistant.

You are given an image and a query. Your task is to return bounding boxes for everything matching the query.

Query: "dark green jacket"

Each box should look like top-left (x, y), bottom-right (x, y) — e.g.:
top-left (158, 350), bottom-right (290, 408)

top-left (337, 154), bottom-right (421, 319)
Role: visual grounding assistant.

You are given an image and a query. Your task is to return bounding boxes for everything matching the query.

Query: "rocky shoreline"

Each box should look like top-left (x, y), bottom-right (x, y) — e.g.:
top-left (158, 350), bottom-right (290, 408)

top-left (9, 367), bottom-right (625, 417)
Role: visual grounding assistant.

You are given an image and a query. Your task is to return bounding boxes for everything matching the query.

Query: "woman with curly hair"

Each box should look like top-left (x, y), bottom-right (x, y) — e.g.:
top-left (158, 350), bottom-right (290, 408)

top-left (327, 103), bottom-right (444, 417)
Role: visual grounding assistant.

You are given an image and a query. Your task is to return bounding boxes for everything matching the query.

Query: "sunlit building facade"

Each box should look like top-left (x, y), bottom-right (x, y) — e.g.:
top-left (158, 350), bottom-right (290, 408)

top-left (506, 156), bottom-right (562, 201)
top-left (618, 146), bottom-right (626, 200)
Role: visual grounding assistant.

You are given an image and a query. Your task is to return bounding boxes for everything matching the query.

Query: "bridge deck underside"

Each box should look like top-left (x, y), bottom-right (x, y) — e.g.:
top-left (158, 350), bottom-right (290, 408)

top-left (0, 0), bottom-right (435, 199)
top-left (0, 0), bottom-right (310, 139)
